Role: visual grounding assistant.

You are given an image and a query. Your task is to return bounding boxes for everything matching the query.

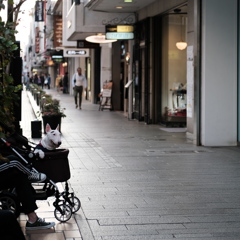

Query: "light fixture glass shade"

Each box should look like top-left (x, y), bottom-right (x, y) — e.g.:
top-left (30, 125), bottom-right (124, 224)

top-left (47, 59), bottom-right (54, 66)
top-left (125, 52), bottom-right (130, 64)
top-left (176, 41), bottom-right (187, 50)
top-left (85, 34), bottom-right (117, 44)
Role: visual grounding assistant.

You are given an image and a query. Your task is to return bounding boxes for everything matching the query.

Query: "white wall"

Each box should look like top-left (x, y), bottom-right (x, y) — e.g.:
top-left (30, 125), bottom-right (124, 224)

top-left (201, 0), bottom-right (238, 146)
top-left (100, 43), bottom-right (112, 89)
top-left (62, 0), bottom-right (77, 47)
top-left (65, 4), bottom-right (135, 41)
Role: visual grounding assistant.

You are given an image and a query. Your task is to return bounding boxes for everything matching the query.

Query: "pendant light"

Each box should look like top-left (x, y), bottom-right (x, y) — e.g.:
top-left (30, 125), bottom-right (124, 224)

top-left (86, 33), bottom-right (117, 44)
top-left (176, 16), bottom-right (187, 50)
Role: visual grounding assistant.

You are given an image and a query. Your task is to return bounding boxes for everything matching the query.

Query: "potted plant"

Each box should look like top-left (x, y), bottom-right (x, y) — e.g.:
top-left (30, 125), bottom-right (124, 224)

top-left (40, 93), bottom-right (52, 110)
top-left (40, 98), bottom-right (66, 133)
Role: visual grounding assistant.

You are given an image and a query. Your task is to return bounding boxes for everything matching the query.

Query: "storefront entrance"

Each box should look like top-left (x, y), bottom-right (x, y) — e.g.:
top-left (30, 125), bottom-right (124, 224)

top-left (154, 8), bottom-right (188, 127)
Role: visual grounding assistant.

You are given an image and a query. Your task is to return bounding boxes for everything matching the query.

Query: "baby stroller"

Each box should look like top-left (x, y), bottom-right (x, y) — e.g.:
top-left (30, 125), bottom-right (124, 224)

top-left (0, 122), bottom-right (81, 222)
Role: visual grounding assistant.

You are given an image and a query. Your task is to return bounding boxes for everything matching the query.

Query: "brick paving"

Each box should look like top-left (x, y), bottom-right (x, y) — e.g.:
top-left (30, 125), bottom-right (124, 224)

top-left (19, 87), bottom-right (240, 240)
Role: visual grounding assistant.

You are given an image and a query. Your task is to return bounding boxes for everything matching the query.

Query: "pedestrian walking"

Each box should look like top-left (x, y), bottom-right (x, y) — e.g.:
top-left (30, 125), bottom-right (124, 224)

top-left (55, 75), bottom-right (61, 92)
top-left (72, 67), bottom-right (87, 109)
top-left (40, 73), bottom-right (45, 89)
top-left (34, 74), bottom-right (41, 86)
top-left (44, 74), bottom-right (48, 89)
top-left (46, 73), bottom-right (51, 89)
top-left (26, 72), bottom-right (30, 90)
top-left (63, 72), bottom-right (69, 94)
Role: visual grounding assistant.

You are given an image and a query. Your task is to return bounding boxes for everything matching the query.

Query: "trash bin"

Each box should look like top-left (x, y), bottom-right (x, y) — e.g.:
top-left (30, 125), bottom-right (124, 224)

top-left (31, 120), bottom-right (42, 138)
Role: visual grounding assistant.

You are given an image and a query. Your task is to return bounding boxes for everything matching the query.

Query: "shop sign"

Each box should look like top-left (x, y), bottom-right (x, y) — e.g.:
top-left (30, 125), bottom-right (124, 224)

top-left (52, 55), bottom-right (63, 63)
top-left (35, 1), bottom-right (44, 22)
top-left (105, 25), bottom-right (134, 40)
top-left (52, 55), bottom-right (63, 59)
top-left (63, 49), bottom-right (89, 57)
top-left (35, 27), bottom-right (40, 53)
top-left (106, 25), bottom-right (134, 33)
top-left (54, 16), bottom-right (62, 48)
top-left (106, 32), bottom-right (134, 40)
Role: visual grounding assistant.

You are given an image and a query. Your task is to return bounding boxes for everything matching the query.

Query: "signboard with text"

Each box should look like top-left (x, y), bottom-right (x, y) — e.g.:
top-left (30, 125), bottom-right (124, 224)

top-left (52, 55), bottom-right (63, 63)
top-left (63, 49), bottom-right (90, 57)
top-left (35, 1), bottom-right (44, 22)
top-left (105, 25), bottom-right (134, 40)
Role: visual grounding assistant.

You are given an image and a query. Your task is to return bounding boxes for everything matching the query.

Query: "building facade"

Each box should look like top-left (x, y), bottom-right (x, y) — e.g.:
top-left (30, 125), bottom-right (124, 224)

top-left (24, 0), bottom-right (239, 147)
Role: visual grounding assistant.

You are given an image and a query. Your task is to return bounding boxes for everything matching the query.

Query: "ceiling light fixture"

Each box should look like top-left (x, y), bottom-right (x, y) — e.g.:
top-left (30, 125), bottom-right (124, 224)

top-left (176, 41), bottom-right (187, 50)
top-left (176, 16), bottom-right (187, 50)
top-left (85, 33), bottom-right (117, 44)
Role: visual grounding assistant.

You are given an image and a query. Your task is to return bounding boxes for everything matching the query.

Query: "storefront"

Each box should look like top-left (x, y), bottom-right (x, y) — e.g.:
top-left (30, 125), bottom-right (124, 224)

top-left (131, 4), bottom-right (188, 126)
top-left (155, 6), bottom-right (188, 127)
top-left (132, 18), bottom-right (150, 123)
top-left (111, 40), bottom-right (130, 112)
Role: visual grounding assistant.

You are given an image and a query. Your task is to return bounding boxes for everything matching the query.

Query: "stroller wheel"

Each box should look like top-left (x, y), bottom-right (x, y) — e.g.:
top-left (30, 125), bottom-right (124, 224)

top-left (68, 196), bottom-right (81, 213)
top-left (0, 192), bottom-right (21, 218)
top-left (54, 204), bottom-right (72, 222)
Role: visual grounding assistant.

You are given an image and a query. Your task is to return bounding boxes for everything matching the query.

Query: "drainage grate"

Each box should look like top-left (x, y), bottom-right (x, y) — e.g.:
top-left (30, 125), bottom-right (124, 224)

top-left (143, 139), bottom-right (166, 141)
top-left (145, 149), bottom-right (213, 155)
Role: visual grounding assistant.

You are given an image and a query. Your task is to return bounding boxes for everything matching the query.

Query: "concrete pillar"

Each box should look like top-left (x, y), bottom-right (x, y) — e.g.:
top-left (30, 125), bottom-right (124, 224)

top-left (201, 0), bottom-right (238, 146)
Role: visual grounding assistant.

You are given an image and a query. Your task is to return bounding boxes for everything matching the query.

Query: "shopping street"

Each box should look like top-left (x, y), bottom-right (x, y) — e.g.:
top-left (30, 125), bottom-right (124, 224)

top-left (20, 88), bottom-right (240, 240)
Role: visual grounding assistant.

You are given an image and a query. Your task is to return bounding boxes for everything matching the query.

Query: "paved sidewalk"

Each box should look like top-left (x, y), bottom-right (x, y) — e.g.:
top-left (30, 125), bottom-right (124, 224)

top-left (20, 88), bottom-right (240, 240)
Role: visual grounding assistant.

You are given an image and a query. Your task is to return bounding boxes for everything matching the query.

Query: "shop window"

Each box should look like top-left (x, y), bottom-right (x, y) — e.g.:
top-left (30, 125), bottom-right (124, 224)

top-left (161, 14), bottom-right (187, 127)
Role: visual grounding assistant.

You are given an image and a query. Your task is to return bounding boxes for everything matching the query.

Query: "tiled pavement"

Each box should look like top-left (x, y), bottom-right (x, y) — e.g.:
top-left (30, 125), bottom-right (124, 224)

top-left (19, 88), bottom-right (240, 240)
top-left (20, 90), bottom-right (83, 240)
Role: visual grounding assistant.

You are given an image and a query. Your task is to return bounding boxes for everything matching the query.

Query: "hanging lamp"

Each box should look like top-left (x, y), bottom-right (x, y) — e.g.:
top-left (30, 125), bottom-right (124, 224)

top-left (86, 33), bottom-right (117, 44)
top-left (176, 16), bottom-right (187, 50)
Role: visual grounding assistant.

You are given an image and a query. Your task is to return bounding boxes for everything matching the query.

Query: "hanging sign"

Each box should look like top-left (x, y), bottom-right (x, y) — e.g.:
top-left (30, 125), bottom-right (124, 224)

top-left (35, 27), bottom-right (40, 53)
top-left (63, 48), bottom-right (89, 57)
top-left (35, 1), bottom-right (44, 22)
top-left (106, 32), bottom-right (134, 40)
top-left (106, 25), bottom-right (134, 33)
top-left (52, 55), bottom-right (64, 63)
top-left (105, 25), bottom-right (134, 40)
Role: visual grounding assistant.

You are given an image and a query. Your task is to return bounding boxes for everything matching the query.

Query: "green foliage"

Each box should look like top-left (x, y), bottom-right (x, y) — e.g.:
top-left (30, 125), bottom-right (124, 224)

top-left (0, 1), bottom-right (22, 133)
top-left (41, 99), bottom-right (66, 118)
top-left (30, 84), bottom-right (66, 118)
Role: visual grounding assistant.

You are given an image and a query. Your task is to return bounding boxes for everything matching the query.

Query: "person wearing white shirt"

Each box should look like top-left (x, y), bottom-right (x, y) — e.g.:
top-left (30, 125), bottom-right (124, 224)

top-left (72, 67), bottom-right (87, 109)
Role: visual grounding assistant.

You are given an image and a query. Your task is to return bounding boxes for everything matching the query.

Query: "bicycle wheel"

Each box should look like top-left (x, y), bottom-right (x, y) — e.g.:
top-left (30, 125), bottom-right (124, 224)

top-left (54, 204), bottom-right (72, 222)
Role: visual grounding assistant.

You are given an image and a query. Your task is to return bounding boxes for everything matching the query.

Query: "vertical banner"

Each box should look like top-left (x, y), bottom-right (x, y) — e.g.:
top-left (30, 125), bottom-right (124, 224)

top-left (35, 1), bottom-right (44, 22)
top-left (35, 27), bottom-right (40, 53)
top-left (53, 16), bottom-right (63, 48)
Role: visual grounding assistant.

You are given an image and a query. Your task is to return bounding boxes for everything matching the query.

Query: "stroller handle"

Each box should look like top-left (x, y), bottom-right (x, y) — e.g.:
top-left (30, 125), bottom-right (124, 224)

top-left (0, 137), bottom-right (38, 159)
top-left (1, 138), bottom-right (29, 165)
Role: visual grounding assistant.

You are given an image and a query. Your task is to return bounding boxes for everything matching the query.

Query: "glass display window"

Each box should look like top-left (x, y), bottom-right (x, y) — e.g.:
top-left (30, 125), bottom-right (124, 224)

top-left (161, 14), bottom-right (187, 126)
